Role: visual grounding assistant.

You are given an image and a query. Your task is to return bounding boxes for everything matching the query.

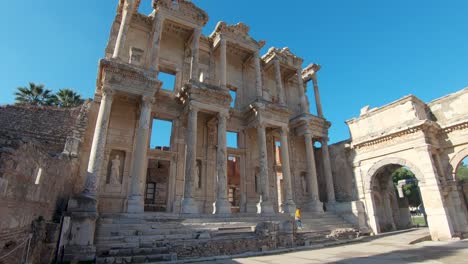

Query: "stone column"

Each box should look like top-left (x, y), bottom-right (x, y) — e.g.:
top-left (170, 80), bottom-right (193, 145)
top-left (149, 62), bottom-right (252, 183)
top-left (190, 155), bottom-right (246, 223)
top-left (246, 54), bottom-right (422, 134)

top-left (274, 58), bottom-right (285, 105)
top-left (220, 35), bottom-right (227, 88)
top-left (181, 104), bottom-right (199, 214)
top-left (149, 14), bottom-right (164, 73)
top-left (127, 95), bottom-right (154, 213)
top-left (279, 126), bottom-right (296, 214)
top-left (254, 50), bottom-right (263, 98)
top-left (190, 28), bottom-right (201, 80)
top-left (321, 138), bottom-right (336, 204)
top-left (113, 0), bottom-right (136, 59)
top-left (304, 133), bottom-right (323, 212)
top-left (82, 87), bottom-right (115, 198)
top-left (213, 112), bottom-right (231, 214)
top-left (311, 75), bottom-right (324, 118)
top-left (257, 123), bottom-right (274, 214)
top-left (297, 69), bottom-right (309, 113)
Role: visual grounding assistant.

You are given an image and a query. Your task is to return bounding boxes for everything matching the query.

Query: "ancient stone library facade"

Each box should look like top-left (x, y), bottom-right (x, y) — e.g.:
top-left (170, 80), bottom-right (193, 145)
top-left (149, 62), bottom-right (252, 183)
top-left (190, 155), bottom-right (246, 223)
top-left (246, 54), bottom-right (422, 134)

top-left (1, 0), bottom-right (467, 263)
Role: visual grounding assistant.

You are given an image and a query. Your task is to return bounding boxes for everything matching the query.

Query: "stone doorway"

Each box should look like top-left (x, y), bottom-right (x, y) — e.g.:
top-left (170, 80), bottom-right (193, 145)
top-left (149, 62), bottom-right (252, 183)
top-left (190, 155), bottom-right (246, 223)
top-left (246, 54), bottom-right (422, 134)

top-left (370, 164), bottom-right (424, 233)
top-left (227, 155), bottom-right (241, 213)
top-left (144, 159), bottom-right (170, 212)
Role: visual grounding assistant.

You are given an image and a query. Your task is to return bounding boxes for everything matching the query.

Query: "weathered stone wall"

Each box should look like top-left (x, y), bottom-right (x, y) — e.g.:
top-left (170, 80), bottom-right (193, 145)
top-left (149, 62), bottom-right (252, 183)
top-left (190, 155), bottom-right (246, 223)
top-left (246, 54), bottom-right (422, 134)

top-left (329, 141), bottom-right (356, 202)
top-left (0, 103), bottom-right (90, 154)
top-left (0, 103), bottom-right (91, 264)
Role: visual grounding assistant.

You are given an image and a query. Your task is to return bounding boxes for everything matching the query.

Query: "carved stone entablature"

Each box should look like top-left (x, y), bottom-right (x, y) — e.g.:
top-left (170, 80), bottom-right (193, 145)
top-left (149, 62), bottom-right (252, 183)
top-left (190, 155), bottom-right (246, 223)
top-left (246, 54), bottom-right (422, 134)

top-left (132, 13), bottom-right (153, 29)
top-left (442, 120), bottom-right (468, 134)
top-left (302, 63), bottom-right (321, 82)
top-left (290, 113), bottom-right (330, 138)
top-left (153, 0), bottom-right (209, 27)
top-left (176, 81), bottom-right (231, 110)
top-left (351, 120), bottom-right (442, 150)
top-left (210, 22), bottom-right (266, 52)
top-left (244, 99), bottom-right (292, 129)
top-left (263, 47), bottom-right (304, 70)
top-left (162, 20), bottom-right (193, 39)
top-left (97, 59), bottom-right (162, 97)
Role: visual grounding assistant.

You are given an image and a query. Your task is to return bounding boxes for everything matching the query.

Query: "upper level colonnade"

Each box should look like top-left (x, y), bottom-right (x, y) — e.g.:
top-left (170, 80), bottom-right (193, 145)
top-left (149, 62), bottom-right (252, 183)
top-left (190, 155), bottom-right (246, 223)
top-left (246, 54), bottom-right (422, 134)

top-left (106, 0), bottom-right (325, 118)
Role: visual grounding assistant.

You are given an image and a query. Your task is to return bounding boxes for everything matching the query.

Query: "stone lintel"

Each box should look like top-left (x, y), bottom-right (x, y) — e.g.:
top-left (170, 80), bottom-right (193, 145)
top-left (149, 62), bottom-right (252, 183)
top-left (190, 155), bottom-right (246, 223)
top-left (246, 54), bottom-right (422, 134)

top-left (177, 81), bottom-right (232, 110)
top-left (263, 47), bottom-right (304, 70)
top-left (210, 22), bottom-right (265, 52)
top-left (289, 113), bottom-right (330, 137)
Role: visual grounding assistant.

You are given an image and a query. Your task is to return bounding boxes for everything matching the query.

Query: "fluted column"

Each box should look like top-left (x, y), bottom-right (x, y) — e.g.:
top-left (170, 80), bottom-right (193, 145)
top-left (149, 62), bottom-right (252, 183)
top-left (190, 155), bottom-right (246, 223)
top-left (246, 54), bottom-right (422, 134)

top-left (274, 58), bottom-right (285, 105)
top-left (190, 28), bottom-right (201, 80)
top-left (321, 139), bottom-right (336, 204)
top-left (304, 133), bottom-right (323, 212)
top-left (279, 126), bottom-right (296, 214)
top-left (220, 35), bottom-right (227, 88)
top-left (213, 112), bottom-right (231, 214)
top-left (254, 50), bottom-right (263, 98)
top-left (113, 0), bottom-right (136, 59)
top-left (149, 14), bottom-right (164, 73)
top-left (257, 123), bottom-right (274, 214)
top-left (311, 75), bottom-right (324, 118)
top-left (127, 95), bottom-right (154, 213)
top-left (82, 87), bottom-right (114, 198)
top-left (181, 104), bottom-right (199, 214)
top-left (297, 69), bottom-right (309, 113)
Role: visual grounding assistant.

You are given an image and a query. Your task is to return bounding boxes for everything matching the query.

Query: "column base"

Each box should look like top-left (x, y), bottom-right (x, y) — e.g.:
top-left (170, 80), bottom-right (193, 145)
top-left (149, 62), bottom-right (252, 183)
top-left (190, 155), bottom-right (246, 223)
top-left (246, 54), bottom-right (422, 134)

top-left (257, 200), bottom-right (275, 214)
top-left (213, 199), bottom-right (231, 215)
top-left (127, 195), bottom-right (144, 213)
top-left (325, 200), bottom-right (337, 212)
top-left (282, 200), bottom-right (297, 215)
top-left (304, 199), bottom-right (324, 213)
top-left (181, 198), bottom-right (199, 214)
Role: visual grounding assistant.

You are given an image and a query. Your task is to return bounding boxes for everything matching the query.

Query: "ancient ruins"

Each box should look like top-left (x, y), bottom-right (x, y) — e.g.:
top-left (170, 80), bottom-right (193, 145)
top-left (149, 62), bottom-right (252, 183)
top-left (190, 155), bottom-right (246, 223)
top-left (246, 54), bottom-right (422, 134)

top-left (0, 0), bottom-right (467, 263)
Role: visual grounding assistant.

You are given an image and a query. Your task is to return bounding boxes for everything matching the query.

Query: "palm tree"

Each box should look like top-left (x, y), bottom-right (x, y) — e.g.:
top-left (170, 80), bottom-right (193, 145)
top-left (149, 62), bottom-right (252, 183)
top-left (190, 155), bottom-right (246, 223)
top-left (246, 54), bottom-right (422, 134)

top-left (53, 88), bottom-right (84, 108)
top-left (14, 82), bottom-right (54, 106)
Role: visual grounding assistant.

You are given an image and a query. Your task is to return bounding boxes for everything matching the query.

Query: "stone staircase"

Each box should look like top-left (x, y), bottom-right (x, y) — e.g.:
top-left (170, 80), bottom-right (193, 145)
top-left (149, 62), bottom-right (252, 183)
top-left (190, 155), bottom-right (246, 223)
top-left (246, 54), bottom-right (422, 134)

top-left (296, 211), bottom-right (359, 246)
top-left (94, 212), bottom-right (357, 263)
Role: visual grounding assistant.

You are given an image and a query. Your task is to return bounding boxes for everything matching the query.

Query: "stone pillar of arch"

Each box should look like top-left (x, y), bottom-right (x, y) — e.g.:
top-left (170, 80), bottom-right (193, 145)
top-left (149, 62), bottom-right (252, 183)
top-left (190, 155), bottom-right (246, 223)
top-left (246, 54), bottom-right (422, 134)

top-left (181, 104), bottom-right (199, 214)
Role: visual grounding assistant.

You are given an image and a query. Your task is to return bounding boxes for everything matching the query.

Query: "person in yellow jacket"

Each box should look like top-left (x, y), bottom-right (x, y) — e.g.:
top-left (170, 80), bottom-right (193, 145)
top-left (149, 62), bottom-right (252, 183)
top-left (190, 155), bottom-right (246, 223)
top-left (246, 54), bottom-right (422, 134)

top-left (295, 207), bottom-right (303, 230)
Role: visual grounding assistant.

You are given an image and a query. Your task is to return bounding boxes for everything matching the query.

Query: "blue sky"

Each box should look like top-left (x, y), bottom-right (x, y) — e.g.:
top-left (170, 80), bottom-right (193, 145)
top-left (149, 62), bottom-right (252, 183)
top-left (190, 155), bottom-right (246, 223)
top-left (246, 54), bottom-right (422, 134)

top-left (1, 0), bottom-right (467, 144)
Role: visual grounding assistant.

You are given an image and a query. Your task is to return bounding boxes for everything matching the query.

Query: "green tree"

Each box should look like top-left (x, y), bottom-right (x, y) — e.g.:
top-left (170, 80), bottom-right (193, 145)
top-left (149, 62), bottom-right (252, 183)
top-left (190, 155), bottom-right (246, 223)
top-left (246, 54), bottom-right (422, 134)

top-left (14, 82), bottom-right (54, 106)
top-left (392, 167), bottom-right (421, 207)
top-left (456, 160), bottom-right (468, 182)
top-left (52, 89), bottom-right (84, 108)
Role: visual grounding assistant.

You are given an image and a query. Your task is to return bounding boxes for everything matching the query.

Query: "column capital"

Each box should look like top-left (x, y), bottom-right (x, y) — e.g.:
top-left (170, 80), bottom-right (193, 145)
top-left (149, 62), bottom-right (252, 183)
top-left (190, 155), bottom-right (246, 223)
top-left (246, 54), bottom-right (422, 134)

top-left (102, 87), bottom-right (115, 99)
top-left (219, 33), bottom-right (227, 44)
top-left (123, 0), bottom-right (136, 12)
top-left (254, 121), bottom-right (266, 130)
top-left (141, 95), bottom-right (155, 107)
top-left (218, 111), bottom-right (230, 119)
top-left (280, 125), bottom-right (289, 135)
top-left (188, 103), bottom-right (200, 113)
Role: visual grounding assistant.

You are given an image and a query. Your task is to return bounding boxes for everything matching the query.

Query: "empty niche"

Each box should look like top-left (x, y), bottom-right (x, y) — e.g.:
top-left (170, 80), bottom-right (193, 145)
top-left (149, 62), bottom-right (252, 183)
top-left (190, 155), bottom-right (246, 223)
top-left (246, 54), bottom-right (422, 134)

top-left (150, 119), bottom-right (173, 150)
top-left (229, 90), bottom-right (237, 108)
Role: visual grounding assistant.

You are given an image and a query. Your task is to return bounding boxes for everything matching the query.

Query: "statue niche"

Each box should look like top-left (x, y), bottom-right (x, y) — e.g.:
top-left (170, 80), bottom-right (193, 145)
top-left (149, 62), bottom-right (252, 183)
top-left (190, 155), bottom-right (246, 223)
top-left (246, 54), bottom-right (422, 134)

top-left (107, 150), bottom-right (125, 185)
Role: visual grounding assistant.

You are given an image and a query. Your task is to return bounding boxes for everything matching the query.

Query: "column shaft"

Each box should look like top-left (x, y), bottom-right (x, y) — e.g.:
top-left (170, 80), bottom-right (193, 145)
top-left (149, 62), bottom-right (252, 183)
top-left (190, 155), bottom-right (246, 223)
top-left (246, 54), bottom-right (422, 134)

top-left (149, 14), bottom-right (164, 73)
top-left (254, 51), bottom-right (263, 98)
top-left (127, 96), bottom-right (153, 213)
top-left (279, 127), bottom-right (296, 214)
top-left (220, 36), bottom-right (227, 88)
top-left (274, 59), bottom-right (285, 105)
top-left (297, 69), bottom-right (309, 113)
top-left (190, 28), bottom-right (201, 80)
top-left (214, 113), bottom-right (231, 214)
top-left (82, 88), bottom-right (114, 197)
top-left (312, 75), bottom-right (324, 117)
top-left (113, 0), bottom-right (136, 59)
top-left (322, 139), bottom-right (336, 203)
top-left (304, 133), bottom-right (323, 212)
top-left (181, 105), bottom-right (199, 214)
top-left (257, 124), bottom-right (274, 214)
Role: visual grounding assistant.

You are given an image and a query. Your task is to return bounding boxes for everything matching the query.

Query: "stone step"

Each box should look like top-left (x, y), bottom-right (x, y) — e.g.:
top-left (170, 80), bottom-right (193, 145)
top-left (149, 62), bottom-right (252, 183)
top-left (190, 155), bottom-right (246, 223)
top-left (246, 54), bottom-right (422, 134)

top-left (96, 253), bottom-right (177, 264)
top-left (98, 247), bottom-right (171, 257)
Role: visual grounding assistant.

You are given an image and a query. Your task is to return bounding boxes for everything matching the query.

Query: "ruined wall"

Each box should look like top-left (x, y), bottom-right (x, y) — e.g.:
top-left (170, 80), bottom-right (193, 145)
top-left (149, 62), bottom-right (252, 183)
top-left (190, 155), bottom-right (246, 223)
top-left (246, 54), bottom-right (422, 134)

top-left (0, 104), bottom-right (90, 264)
top-left (329, 141), bottom-right (356, 202)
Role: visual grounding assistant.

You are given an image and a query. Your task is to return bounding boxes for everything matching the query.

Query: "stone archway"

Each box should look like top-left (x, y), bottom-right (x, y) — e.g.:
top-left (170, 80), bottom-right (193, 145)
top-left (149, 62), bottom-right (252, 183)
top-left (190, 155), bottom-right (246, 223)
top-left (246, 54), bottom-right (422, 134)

top-left (365, 159), bottom-right (418, 234)
top-left (363, 156), bottom-right (457, 240)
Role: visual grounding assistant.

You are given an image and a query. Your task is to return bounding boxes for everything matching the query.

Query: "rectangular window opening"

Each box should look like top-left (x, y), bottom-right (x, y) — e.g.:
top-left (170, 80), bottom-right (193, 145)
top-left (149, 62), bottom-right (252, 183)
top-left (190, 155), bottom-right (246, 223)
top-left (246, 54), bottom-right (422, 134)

top-left (150, 119), bottom-right (173, 150)
top-left (275, 141), bottom-right (282, 165)
top-left (229, 90), bottom-right (237, 108)
top-left (227, 132), bottom-right (239, 149)
top-left (159, 71), bottom-right (176, 91)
